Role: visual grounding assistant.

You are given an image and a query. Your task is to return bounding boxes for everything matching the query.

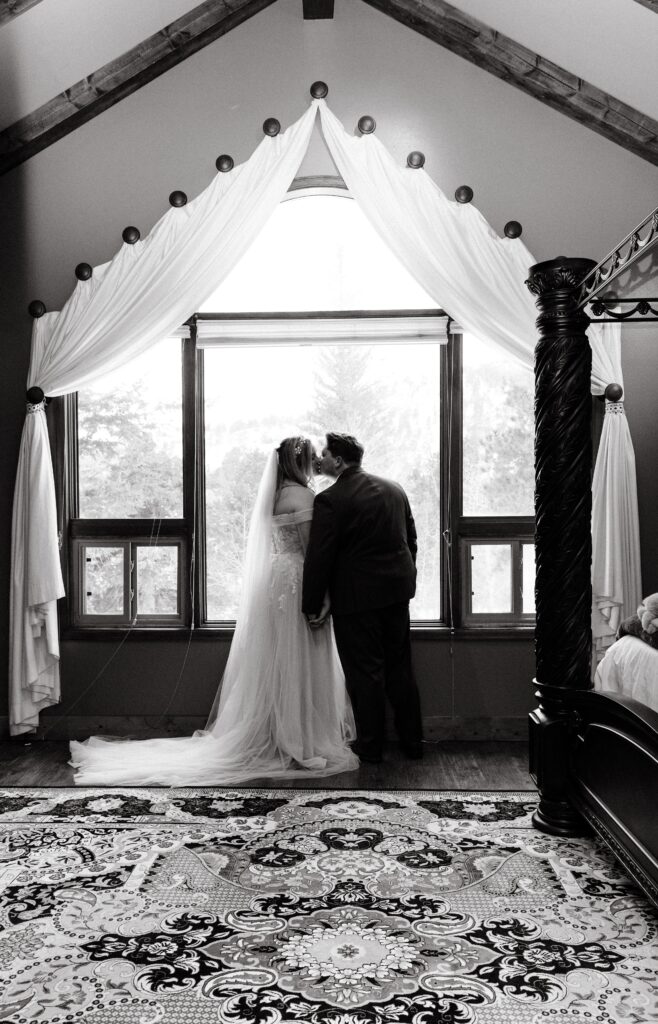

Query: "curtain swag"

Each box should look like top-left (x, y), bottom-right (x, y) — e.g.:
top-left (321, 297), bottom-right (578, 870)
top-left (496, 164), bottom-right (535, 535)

top-left (9, 98), bottom-right (641, 733)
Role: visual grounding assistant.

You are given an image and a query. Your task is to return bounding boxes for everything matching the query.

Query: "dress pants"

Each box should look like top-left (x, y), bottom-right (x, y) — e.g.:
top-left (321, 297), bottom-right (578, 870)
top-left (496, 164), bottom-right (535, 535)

top-left (332, 601), bottom-right (423, 757)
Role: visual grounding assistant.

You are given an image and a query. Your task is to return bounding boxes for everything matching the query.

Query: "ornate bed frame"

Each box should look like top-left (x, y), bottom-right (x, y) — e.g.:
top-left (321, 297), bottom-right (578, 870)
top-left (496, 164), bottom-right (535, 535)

top-left (526, 207), bottom-right (658, 906)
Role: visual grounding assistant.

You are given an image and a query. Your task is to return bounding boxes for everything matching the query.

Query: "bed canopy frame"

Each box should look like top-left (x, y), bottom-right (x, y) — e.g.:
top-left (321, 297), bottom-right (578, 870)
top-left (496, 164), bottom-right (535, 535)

top-left (527, 205), bottom-right (658, 906)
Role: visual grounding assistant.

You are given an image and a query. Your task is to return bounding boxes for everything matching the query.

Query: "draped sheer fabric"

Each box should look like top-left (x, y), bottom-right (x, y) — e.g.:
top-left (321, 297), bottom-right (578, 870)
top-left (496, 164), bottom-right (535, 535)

top-left (318, 103), bottom-right (640, 665)
top-left (590, 326), bottom-right (642, 664)
top-left (10, 104), bottom-right (319, 734)
top-left (69, 452), bottom-right (358, 785)
top-left (10, 99), bottom-right (642, 733)
top-left (317, 104), bottom-right (538, 366)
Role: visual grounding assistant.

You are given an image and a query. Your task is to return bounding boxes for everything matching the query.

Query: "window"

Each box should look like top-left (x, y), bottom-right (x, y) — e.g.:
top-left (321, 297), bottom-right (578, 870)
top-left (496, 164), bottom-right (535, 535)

top-left (65, 335), bottom-right (192, 628)
top-left (62, 186), bottom-right (534, 633)
top-left (202, 329), bottom-right (442, 621)
top-left (451, 332), bottom-right (535, 626)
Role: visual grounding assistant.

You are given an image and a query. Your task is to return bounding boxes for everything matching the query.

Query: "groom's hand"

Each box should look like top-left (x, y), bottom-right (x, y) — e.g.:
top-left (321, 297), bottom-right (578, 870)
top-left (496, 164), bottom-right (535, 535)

top-left (307, 594), bottom-right (331, 629)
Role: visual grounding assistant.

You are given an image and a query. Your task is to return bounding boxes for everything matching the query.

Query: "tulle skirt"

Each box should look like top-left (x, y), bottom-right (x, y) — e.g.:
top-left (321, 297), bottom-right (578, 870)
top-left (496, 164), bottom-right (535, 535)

top-left (69, 562), bottom-right (358, 786)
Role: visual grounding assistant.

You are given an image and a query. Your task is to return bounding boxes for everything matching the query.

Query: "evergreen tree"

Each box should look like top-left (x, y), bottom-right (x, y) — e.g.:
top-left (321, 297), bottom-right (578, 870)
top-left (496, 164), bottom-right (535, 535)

top-left (308, 346), bottom-right (390, 462)
top-left (78, 390), bottom-right (182, 518)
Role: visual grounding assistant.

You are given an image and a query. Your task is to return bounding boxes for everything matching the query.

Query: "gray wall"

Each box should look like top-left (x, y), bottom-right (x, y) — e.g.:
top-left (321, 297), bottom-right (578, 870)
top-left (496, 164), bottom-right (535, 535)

top-left (2, 0), bottom-right (657, 737)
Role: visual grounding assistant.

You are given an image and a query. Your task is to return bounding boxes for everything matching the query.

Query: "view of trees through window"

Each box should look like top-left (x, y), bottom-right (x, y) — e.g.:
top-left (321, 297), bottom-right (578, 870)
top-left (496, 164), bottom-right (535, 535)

top-left (204, 341), bottom-right (441, 621)
top-left (462, 333), bottom-right (534, 517)
top-left (78, 339), bottom-right (183, 519)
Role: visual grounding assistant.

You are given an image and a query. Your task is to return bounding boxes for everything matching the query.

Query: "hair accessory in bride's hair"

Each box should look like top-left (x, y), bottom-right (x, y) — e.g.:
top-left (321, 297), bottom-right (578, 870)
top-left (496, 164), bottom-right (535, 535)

top-left (294, 440), bottom-right (305, 456)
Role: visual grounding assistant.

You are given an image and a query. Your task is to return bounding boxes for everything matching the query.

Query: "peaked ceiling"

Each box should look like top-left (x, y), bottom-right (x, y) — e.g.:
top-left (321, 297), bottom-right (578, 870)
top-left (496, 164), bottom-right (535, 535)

top-left (1, 0), bottom-right (657, 175)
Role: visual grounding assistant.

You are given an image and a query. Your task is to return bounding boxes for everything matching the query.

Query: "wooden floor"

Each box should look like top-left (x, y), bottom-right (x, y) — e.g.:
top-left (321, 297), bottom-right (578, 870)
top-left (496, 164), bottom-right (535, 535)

top-left (0, 739), bottom-right (534, 790)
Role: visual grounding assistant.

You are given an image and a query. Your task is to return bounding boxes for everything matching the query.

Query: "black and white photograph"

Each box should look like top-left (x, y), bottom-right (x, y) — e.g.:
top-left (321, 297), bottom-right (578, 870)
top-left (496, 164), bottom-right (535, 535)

top-left (1, 0), bottom-right (658, 1020)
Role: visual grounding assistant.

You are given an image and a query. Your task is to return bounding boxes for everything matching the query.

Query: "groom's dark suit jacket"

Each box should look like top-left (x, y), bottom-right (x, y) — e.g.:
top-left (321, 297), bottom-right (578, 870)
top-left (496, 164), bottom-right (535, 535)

top-left (302, 466), bottom-right (417, 618)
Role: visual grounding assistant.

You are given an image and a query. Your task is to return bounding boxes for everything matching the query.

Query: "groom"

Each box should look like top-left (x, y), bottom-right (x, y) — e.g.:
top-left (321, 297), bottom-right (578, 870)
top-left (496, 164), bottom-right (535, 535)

top-left (302, 432), bottom-right (423, 763)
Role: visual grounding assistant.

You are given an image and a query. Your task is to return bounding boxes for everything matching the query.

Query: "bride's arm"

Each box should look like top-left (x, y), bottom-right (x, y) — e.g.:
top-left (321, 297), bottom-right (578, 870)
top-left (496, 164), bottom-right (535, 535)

top-left (276, 483), bottom-right (314, 551)
top-left (297, 519), bottom-right (312, 553)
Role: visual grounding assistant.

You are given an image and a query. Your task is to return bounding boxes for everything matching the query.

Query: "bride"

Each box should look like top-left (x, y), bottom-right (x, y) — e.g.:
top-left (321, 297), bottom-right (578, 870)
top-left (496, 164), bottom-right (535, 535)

top-left (69, 437), bottom-right (359, 785)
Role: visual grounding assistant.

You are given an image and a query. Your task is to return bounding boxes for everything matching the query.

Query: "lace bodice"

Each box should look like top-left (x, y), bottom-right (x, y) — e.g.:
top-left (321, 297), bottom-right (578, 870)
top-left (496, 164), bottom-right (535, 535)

top-left (271, 508), bottom-right (313, 557)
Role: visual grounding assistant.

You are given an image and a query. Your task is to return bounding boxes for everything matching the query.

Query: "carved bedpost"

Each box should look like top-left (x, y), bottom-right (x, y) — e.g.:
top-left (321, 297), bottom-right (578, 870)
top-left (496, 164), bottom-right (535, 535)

top-left (526, 256), bottom-right (597, 835)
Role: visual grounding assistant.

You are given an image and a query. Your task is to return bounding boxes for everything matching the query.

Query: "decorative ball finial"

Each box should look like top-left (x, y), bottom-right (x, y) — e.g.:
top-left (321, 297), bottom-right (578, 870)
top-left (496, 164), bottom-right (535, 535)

top-left (310, 81), bottom-right (328, 99)
top-left (28, 300), bottom-right (46, 318)
top-left (122, 226), bottom-right (140, 244)
top-left (216, 154), bottom-right (234, 172)
top-left (357, 115), bottom-right (376, 134)
top-left (604, 382), bottom-right (623, 402)
top-left (407, 151), bottom-right (425, 169)
top-left (26, 386), bottom-right (45, 404)
top-left (504, 220), bottom-right (523, 239)
top-left (263, 117), bottom-right (281, 137)
top-left (75, 263), bottom-right (92, 281)
top-left (169, 190), bottom-right (187, 208)
top-left (455, 185), bottom-right (473, 204)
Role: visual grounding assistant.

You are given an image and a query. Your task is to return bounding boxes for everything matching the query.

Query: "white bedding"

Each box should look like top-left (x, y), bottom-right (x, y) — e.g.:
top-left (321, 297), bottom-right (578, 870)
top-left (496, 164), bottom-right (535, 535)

top-left (594, 635), bottom-right (658, 714)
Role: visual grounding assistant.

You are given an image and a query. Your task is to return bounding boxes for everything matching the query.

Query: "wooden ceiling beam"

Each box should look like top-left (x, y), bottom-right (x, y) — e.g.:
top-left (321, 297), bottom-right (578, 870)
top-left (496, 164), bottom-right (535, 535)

top-left (303, 0), bottom-right (334, 17)
top-left (363, 0), bottom-right (658, 166)
top-left (0, 0), bottom-right (277, 176)
top-left (0, 0), bottom-right (44, 27)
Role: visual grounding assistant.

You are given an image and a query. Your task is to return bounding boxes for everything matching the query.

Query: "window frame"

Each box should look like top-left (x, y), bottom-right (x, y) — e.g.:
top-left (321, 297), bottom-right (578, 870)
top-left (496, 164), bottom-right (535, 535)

top-left (444, 330), bottom-right (535, 629)
top-left (57, 184), bottom-right (535, 638)
top-left (196, 311), bottom-right (446, 626)
top-left (58, 334), bottom-right (197, 633)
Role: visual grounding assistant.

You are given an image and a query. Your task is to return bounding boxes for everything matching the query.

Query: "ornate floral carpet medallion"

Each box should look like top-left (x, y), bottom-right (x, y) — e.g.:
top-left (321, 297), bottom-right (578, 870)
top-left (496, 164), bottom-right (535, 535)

top-left (0, 789), bottom-right (656, 1023)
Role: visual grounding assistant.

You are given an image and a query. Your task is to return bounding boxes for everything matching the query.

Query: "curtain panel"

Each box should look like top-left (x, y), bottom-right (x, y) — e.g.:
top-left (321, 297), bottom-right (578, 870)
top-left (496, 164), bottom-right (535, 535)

top-left (9, 102), bottom-right (319, 735)
top-left (9, 99), bottom-right (641, 733)
top-left (590, 326), bottom-right (642, 665)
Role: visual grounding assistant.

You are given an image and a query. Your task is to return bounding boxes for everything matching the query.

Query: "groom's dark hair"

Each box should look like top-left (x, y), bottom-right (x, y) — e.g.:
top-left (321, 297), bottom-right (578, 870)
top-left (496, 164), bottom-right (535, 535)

top-left (326, 432), bottom-right (364, 466)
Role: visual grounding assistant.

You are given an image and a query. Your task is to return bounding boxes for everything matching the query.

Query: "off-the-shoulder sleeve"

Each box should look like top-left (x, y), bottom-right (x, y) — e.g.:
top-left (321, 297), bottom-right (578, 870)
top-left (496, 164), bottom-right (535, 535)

top-left (273, 508), bottom-right (314, 525)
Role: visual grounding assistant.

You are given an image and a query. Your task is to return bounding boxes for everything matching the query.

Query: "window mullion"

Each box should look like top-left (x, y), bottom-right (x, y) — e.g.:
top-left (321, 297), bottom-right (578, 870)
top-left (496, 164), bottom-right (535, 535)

top-left (512, 539), bottom-right (522, 616)
top-left (182, 330), bottom-right (197, 627)
top-left (194, 331), bottom-right (206, 629)
top-left (128, 542), bottom-right (136, 621)
top-left (449, 331), bottom-right (463, 628)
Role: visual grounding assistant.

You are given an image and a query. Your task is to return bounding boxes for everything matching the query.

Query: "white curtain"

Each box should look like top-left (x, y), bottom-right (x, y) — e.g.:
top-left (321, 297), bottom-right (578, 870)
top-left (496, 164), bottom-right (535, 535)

top-left (317, 104), bottom-right (642, 661)
top-left (9, 103), bottom-right (318, 735)
top-left (318, 104), bottom-right (537, 366)
top-left (590, 323), bottom-right (642, 663)
top-left (9, 98), bottom-right (642, 733)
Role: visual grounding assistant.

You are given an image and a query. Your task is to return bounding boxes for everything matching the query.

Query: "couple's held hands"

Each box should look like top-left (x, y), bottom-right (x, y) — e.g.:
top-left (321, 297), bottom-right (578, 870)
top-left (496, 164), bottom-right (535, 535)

top-left (306, 594), bottom-right (331, 630)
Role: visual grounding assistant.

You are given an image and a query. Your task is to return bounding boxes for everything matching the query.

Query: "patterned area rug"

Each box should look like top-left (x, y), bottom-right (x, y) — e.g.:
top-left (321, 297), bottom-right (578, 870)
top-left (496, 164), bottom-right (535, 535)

top-left (0, 788), bottom-right (656, 1023)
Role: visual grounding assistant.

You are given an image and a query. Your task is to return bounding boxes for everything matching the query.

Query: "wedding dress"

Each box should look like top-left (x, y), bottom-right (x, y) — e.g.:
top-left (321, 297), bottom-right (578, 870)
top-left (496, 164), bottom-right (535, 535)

top-left (69, 451), bottom-right (358, 785)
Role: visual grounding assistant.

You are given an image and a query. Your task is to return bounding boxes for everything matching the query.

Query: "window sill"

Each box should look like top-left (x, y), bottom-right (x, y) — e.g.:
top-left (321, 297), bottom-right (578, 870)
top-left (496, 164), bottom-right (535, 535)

top-left (60, 624), bottom-right (535, 642)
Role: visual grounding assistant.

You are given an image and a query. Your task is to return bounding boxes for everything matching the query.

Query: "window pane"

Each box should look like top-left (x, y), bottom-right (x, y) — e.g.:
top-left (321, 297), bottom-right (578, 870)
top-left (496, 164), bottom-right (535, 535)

top-left (462, 333), bottom-right (534, 515)
top-left (136, 546), bottom-right (179, 615)
top-left (200, 194), bottom-right (434, 313)
top-left (522, 543), bottom-right (536, 614)
top-left (204, 342), bottom-right (441, 620)
top-left (83, 546), bottom-right (124, 615)
top-left (470, 544), bottom-right (512, 614)
top-left (78, 339), bottom-right (183, 518)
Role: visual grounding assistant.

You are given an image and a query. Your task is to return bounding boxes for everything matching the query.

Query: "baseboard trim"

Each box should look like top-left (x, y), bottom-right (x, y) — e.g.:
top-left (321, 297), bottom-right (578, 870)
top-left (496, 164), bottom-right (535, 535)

top-left (0, 715), bottom-right (529, 742)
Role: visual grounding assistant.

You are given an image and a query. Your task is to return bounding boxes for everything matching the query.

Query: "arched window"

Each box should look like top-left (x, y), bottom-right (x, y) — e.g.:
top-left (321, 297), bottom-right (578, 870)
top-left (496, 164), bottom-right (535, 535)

top-left (199, 188), bottom-right (443, 620)
top-left (200, 187), bottom-right (435, 312)
top-left (70, 186), bottom-right (534, 632)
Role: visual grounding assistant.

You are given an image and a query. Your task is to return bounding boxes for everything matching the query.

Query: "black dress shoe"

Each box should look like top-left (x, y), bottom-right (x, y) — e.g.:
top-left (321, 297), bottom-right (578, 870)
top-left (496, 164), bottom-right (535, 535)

top-left (351, 741), bottom-right (383, 764)
top-left (401, 741), bottom-right (424, 760)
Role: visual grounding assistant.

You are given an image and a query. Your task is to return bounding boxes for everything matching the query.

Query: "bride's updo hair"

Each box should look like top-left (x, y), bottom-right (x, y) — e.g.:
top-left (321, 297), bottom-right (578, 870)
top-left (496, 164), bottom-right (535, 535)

top-left (276, 436), bottom-right (313, 489)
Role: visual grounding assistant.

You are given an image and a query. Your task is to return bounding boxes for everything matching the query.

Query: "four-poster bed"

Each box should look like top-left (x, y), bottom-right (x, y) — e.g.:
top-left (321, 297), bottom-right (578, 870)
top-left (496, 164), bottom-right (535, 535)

top-left (527, 208), bottom-right (658, 907)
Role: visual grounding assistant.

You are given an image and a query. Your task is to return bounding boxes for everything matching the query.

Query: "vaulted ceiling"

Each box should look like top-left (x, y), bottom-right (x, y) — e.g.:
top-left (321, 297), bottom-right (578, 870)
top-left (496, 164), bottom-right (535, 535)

top-left (1, 0), bottom-right (657, 175)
